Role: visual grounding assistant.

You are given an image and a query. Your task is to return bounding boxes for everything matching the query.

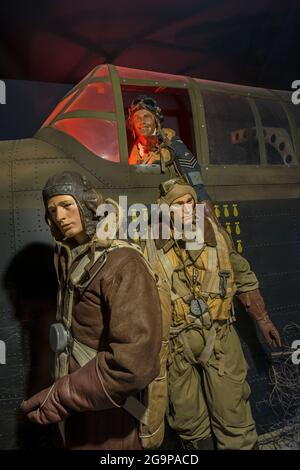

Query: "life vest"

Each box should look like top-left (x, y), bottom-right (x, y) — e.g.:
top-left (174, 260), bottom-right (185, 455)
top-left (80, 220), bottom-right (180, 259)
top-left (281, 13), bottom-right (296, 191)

top-left (166, 219), bottom-right (236, 326)
top-left (150, 219), bottom-right (236, 370)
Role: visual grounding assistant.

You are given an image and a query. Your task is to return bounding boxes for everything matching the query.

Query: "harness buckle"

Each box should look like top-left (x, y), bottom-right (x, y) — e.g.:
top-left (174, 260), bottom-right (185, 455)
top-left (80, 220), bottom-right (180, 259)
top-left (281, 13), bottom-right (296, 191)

top-left (219, 271), bottom-right (230, 298)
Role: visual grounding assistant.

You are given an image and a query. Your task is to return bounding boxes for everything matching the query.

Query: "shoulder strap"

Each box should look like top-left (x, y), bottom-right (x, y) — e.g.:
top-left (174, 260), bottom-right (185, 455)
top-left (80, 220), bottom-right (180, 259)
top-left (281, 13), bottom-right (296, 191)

top-left (69, 248), bottom-right (107, 289)
top-left (70, 240), bottom-right (153, 290)
top-left (202, 219), bottom-right (236, 298)
top-left (146, 235), bottom-right (191, 302)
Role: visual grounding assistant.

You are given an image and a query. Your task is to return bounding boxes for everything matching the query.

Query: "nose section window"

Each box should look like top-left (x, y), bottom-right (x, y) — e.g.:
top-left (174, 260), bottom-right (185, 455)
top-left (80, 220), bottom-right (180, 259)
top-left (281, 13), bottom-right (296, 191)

top-left (53, 118), bottom-right (120, 162)
top-left (42, 90), bottom-right (78, 127)
top-left (65, 83), bottom-right (115, 113)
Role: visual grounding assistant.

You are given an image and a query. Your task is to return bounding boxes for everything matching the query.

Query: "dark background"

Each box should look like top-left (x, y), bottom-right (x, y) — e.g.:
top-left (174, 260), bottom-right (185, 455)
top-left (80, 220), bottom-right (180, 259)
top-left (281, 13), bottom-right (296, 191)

top-left (0, 0), bottom-right (300, 450)
top-left (1, 0), bottom-right (300, 90)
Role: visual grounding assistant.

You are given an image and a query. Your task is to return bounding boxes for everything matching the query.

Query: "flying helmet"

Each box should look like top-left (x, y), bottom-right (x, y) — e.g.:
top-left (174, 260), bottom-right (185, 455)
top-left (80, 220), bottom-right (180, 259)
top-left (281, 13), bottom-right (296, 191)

top-left (158, 176), bottom-right (197, 206)
top-left (42, 171), bottom-right (103, 241)
top-left (128, 95), bottom-right (164, 133)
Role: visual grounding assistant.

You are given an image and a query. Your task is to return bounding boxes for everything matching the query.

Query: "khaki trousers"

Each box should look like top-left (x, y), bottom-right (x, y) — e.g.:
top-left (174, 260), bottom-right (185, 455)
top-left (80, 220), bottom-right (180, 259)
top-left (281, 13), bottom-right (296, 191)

top-left (167, 322), bottom-right (258, 450)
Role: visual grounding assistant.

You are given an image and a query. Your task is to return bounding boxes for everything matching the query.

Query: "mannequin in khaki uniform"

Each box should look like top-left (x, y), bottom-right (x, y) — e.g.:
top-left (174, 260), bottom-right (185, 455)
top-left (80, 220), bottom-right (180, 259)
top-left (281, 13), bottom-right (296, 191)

top-left (154, 177), bottom-right (281, 450)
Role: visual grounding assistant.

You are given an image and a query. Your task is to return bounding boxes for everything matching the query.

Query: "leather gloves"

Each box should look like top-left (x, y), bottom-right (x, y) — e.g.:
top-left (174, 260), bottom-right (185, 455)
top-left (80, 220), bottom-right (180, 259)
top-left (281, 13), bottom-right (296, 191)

top-left (237, 289), bottom-right (281, 348)
top-left (20, 357), bottom-right (118, 425)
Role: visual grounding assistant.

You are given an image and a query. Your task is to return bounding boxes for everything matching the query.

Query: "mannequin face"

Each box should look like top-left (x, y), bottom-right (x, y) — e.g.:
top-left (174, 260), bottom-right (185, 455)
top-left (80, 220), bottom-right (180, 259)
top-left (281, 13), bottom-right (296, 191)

top-left (170, 193), bottom-right (195, 227)
top-left (47, 195), bottom-right (86, 243)
top-left (131, 109), bottom-right (156, 141)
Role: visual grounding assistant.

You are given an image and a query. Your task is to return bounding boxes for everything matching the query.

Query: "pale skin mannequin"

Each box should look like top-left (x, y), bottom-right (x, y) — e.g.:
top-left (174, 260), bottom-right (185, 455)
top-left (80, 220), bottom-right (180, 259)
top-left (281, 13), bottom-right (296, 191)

top-left (170, 193), bottom-right (195, 228)
top-left (47, 195), bottom-right (88, 244)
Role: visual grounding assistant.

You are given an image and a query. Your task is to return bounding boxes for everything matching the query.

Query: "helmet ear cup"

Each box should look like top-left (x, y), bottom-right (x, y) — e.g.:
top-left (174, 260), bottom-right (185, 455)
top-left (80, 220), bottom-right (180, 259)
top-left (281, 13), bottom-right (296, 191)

top-left (83, 188), bottom-right (103, 216)
top-left (80, 175), bottom-right (103, 215)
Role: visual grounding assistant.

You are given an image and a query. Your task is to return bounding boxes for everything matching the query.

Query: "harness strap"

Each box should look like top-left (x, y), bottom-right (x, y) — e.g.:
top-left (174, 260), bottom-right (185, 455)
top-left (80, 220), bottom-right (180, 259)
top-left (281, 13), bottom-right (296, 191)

top-left (54, 351), bottom-right (69, 380)
top-left (170, 315), bottom-right (216, 368)
top-left (153, 221), bottom-right (235, 306)
top-left (210, 220), bottom-right (236, 297)
top-left (123, 396), bottom-right (148, 425)
top-left (69, 249), bottom-right (106, 287)
top-left (197, 323), bottom-right (217, 368)
top-left (200, 247), bottom-right (220, 295)
top-left (146, 231), bottom-right (185, 303)
top-left (72, 338), bottom-right (99, 366)
top-left (72, 338), bottom-right (148, 424)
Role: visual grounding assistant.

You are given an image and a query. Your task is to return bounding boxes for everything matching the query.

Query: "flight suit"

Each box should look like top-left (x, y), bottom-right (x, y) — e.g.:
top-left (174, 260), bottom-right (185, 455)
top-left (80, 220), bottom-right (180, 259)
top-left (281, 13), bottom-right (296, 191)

top-left (157, 219), bottom-right (259, 450)
top-left (21, 171), bottom-right (163, 450)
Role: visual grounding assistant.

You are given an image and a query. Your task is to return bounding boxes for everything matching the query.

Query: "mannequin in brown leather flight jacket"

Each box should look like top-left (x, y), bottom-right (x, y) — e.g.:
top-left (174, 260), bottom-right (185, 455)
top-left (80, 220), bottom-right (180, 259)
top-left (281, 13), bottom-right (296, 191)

top-left (21, 171), bottom-right (162, 450)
